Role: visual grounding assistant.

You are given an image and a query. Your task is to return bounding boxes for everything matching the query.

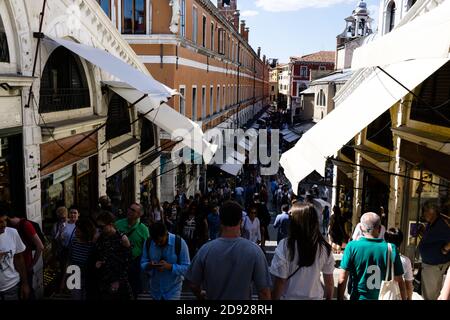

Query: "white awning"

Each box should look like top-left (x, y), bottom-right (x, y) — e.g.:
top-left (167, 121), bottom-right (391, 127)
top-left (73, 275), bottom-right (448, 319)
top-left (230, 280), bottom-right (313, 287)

top-left (352, 1), bottom-right (450, 70)
top-left (220, 152), bottom-right (244, 176)
top-left (283, 132), bottom-right (301, 143)
top-left (300, 87), bottom-right (314, 95)
top-left (45, 37), bottom-right (174, 98)
top-left (280, 58), bottom-right (449, 189)
top-left (220, 163), bottom-right (243, 176)
top-left (106, 82), bottom-right (217, 164)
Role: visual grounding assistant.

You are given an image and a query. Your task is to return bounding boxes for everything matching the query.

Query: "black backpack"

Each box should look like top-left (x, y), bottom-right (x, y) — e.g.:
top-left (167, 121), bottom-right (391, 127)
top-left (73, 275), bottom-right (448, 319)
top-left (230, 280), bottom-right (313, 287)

top-left (145, 235), bottom-right (182, 264)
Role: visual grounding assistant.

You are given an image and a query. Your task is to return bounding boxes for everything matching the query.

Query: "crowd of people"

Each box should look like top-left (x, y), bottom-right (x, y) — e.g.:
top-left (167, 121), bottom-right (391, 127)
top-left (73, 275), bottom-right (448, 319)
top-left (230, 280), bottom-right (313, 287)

top-left (1, 172), bottom-right (449, 301)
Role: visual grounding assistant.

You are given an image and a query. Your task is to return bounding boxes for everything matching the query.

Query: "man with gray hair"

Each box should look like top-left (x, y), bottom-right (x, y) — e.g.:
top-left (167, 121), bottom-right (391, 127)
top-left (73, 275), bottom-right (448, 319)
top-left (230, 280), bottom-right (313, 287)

top-left (338, 212), bottom-right (407, 300)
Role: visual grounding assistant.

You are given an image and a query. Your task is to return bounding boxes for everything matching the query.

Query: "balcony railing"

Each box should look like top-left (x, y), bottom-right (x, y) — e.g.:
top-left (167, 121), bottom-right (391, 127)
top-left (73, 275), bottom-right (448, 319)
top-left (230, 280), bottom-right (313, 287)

top-left (39, 88), bottom-right (90, 113)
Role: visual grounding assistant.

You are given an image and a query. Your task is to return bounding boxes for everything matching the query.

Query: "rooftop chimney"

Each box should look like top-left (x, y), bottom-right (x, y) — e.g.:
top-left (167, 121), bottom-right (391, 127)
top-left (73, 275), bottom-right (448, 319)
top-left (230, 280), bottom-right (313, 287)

top-left (257, 47), bottom-right (261, 58)
top-left (244, 27), bottom-right (249, 41)
top-left (240, 20), bottom-right (246, 36)
top-left (263, 55), bottom-right (266, 64)
top-left (233, 10), bottom-right (240, 31)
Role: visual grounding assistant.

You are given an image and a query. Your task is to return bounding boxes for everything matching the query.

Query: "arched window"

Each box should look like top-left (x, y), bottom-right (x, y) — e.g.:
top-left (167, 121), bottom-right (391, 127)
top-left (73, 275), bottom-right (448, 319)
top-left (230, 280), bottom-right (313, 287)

top-left (39, 47), bottom-right (90, 113)
top-left (317, 89), bottom-right (326, 106)
top-left (387, 1), bottom-right (396, 33)
top-left (0, 15), bottom-right (10, 63)
top-left (122, 0), bottom-right (146, 34)
top-left (105, 93), bottom-right (131, 141)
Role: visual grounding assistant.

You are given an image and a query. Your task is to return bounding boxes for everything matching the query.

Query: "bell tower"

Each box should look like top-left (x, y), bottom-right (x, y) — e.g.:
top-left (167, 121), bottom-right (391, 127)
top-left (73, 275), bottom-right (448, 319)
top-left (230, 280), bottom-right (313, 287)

top-left (217, 0), bottom-right (240, 30)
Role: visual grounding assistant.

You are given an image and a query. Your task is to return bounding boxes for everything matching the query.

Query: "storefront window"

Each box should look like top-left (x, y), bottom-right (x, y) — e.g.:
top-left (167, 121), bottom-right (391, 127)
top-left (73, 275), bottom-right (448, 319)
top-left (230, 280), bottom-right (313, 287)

top-left (404, 170), bottom-right (449, 256)
top-left (106, 165), bottom-right (135, 218)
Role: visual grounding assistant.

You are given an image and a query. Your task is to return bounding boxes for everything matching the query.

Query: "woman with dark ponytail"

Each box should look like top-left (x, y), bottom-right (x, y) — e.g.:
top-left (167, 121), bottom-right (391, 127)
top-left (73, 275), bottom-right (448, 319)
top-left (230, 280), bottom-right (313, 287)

top-left (270, 203), bottom-right (335, 300)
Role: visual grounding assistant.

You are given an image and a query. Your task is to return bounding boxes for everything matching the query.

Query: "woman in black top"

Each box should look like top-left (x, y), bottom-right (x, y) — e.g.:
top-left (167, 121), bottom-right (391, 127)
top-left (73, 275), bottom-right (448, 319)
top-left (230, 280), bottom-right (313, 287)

top-left (93, 212), bottom-right (132, 300)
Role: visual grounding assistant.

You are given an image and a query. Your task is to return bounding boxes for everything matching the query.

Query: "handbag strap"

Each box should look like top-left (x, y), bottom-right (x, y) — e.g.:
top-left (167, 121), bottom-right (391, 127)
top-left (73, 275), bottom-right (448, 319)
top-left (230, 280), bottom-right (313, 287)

top-left (385, 243), bottom-right (395, 281)
top-left (287, 265), bottom-right (301, 280)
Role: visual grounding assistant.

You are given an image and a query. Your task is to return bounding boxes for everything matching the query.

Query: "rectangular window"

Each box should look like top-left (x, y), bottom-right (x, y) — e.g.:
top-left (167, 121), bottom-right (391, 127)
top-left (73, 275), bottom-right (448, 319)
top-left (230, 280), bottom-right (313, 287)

top-left (192, 87), bottom-right (197, 121)
top-left (223, 85), bottom-right (226, 109)
top-left (210, 86), bottom-right (214, 116)
top-left (201, 86), bottom-right (206, 119)
top-left (210, 22), bottom-right (215, 51)
top-left (181, 0), bottom-right (186, 37)
top-left (216, 86), bottom-right (220, 113)
top-left (231, 41), bottom-right (235, 62)
top-left (192, 7), bottom-right (198, 44)
top-left (122, 0), bottom-right (146, 34)
top-left (179, 87), bottom-right (186, 115)
top-left (202, 15), bottom-right (207, 47)
top-left (218, 28), bottom-right (225, 54)
top-left (300, 66), bottom-right (308, 77)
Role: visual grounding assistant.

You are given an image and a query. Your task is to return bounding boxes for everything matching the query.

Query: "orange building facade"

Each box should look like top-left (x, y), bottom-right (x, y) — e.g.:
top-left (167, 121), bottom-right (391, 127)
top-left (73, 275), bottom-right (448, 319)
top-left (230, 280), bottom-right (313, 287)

top-left (99, 0), bottom-right (270, 199)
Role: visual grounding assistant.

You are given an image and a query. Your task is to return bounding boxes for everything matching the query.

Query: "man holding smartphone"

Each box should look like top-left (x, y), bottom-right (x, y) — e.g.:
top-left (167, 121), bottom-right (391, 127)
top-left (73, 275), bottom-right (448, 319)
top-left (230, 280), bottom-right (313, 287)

top-left (141, 222), bottom-right (190, 300)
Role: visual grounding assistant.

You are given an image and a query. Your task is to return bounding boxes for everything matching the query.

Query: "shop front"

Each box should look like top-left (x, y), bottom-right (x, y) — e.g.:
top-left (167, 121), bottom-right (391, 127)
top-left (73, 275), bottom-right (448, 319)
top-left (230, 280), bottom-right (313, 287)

top-left (359, 158), bottom-right (390, 224)
top-left (40, 132), bottom-right (98, 234)
top-left (335, 166), bottom-right (354, 220)
top-left (399, 141), bottom-right (450, 262)
top-left (41, 156), bottom-right (98, 228)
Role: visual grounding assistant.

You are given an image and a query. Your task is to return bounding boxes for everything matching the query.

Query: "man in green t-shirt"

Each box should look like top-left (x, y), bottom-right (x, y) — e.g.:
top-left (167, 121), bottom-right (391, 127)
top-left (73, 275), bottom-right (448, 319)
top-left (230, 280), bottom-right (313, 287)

top-left (337, 212), bottom-right (406, 300)
top-left (115, 203), bottom-right (149, 298)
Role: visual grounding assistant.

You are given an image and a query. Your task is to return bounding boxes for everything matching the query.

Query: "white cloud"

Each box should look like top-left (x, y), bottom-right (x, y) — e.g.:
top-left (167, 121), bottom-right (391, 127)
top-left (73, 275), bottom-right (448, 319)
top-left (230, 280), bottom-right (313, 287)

top-left (255, 0), bottom-right (355, 12)
top-left (241, 10), bottom-right (260, 18)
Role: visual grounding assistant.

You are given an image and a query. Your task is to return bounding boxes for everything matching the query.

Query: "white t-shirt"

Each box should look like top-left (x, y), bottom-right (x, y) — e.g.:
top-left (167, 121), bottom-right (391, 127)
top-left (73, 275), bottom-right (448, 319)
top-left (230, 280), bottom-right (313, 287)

top-left (242, 216), bottom-right (261, 243)
top-left (352, 223), bottom-right (386, 241)
top-left (270, 239), bottom-right (335, 300)
top-left (401, 255), bottom-right (414, 282)
top-left (235, 187), bottom-right (244, 196)
top-left (151, 208), bottom-right (163, 222)
top-left (0, 227), bottom-right (26, 292)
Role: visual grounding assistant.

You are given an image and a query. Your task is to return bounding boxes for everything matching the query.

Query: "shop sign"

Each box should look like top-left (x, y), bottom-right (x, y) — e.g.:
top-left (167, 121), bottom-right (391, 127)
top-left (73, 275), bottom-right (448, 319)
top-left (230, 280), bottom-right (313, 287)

top-left (412, 170), bottom-right (439, 198)
top-left (77, 158), bottom-right (90, 175)
top-left (53, 165), bottom-right (73, 185)
top-left (407, 221), bottom-right (428, 246)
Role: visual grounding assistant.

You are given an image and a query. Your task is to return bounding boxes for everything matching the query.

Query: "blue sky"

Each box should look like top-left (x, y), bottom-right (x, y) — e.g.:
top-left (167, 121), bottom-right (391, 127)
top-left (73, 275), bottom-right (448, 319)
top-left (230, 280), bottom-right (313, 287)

top-left (236, 0), bottom-right (380, 63)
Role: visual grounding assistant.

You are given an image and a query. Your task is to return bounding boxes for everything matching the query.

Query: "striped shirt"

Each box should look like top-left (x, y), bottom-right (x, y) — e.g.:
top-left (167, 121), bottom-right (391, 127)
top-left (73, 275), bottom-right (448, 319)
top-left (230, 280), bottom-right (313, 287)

top-left (69, 238), bottom-right (94, 268)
